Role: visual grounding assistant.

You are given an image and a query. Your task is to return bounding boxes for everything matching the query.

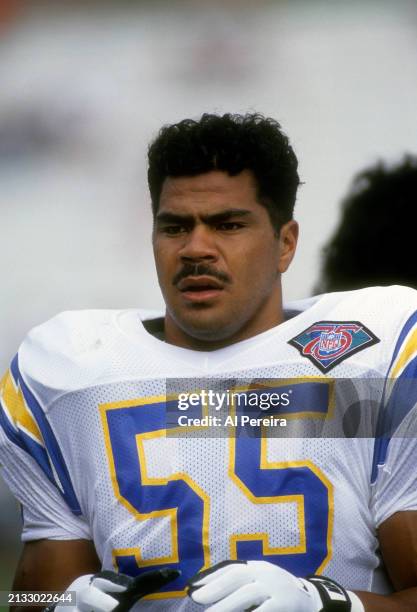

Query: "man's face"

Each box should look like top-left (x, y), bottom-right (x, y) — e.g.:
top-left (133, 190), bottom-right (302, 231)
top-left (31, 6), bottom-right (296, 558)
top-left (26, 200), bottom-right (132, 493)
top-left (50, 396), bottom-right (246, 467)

top-left (152, 169), bottom-right (298, 349)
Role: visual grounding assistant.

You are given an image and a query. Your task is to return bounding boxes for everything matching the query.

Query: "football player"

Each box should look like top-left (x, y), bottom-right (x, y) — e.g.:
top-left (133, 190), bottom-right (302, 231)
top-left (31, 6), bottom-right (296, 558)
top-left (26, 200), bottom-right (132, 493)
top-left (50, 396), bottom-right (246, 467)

top-left (1, 113), bottom-right (417, 612)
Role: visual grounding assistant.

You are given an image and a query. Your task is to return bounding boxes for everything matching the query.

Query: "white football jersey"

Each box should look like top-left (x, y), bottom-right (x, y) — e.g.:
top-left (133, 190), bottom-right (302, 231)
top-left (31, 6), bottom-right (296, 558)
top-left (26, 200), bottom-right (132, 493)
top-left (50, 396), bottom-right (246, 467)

top-left (1, 285), bottom-right (417, 610)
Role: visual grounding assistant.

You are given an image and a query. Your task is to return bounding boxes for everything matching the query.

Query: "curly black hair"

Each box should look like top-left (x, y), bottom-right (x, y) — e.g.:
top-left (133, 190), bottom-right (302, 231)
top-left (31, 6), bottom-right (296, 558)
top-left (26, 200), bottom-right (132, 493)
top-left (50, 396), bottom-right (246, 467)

top-left (316, 155), bottom-right (417, 292)
top-left (147, 113), bottom-right (300, 232)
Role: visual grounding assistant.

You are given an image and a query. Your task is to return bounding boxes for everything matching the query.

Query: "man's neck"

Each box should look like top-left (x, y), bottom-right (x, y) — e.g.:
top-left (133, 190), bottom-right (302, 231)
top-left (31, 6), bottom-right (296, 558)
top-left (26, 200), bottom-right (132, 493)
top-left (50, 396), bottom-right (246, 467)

top-left (163, 304), bottom-right (284, 351)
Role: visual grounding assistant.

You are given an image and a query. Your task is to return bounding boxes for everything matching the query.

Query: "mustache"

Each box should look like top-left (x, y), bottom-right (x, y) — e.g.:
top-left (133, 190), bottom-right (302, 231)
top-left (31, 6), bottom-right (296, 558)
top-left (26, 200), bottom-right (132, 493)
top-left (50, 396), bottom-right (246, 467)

top-left (173, 263), bottom-right (231, 286)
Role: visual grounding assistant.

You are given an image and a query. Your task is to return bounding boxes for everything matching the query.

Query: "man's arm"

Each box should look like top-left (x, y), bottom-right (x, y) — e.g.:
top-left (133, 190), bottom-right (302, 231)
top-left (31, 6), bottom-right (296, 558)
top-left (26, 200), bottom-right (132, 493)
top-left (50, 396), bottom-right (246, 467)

top-left (355, 590), bottom-right (417, 611)
top-left (10, 539), bottom-right (101, 612)
top-left (353, 510), bottom-right (417, 611)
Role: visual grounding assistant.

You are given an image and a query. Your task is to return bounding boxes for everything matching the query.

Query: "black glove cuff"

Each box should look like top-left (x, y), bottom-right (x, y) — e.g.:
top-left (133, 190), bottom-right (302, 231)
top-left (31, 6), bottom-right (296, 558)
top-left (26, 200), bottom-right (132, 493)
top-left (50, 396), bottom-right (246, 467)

top-left (306, 575), bottom-right (352, 611)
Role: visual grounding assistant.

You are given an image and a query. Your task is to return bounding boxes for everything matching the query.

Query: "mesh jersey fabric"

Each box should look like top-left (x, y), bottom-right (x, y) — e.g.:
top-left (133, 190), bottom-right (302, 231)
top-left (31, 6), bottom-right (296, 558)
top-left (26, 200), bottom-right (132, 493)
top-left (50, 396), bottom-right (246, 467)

top-left (1, 285), bottom-right (417, 611)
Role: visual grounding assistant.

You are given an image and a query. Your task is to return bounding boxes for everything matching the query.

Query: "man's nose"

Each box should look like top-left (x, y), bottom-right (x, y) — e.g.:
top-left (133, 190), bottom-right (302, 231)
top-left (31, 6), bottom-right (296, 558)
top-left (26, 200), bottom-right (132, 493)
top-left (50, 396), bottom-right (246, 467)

top-left (178, 225), bottom-right (218, 261)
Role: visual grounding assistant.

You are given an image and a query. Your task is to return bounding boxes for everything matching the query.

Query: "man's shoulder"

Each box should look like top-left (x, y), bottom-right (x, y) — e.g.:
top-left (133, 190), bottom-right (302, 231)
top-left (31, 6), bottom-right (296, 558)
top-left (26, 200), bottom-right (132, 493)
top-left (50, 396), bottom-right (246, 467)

top-left (321, 285), bottom-right (416, 330)
top-left (323, 285), bottom-right (417, 325)
top-left (330, 284), bottom-right (417, 304)
top-left (21, 309), bottom-right (124, 357)
top-left (16, 308), bottom-right (158, 401)
top-left (21, 307), bottom-right (160, 350)
top-left (293, 285), bottom-right (417, 319)
top-left (285, 285), bottom-right (417, 321)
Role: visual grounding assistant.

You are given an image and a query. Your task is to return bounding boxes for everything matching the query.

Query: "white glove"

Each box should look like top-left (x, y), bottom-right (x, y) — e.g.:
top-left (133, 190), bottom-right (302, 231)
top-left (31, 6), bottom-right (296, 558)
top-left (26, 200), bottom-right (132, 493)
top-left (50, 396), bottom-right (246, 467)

top-left (188, 560), bottom-right (365, 612)
top-left (50, 568), bottom-right (180, 612)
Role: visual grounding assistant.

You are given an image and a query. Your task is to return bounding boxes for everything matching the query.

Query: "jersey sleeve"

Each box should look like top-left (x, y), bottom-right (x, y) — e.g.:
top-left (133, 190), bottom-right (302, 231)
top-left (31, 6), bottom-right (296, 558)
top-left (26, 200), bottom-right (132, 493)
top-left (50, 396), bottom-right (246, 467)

top-left (371, 306), bottom-right (417, 527)
top-left (0, 355), bottom-right (90, 542)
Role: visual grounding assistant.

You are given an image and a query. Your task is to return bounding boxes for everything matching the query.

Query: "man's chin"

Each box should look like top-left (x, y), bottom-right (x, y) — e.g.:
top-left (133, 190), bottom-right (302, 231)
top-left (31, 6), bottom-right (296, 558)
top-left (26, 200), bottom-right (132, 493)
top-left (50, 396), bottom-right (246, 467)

top-left (176, 314), bottom-right (239, 343)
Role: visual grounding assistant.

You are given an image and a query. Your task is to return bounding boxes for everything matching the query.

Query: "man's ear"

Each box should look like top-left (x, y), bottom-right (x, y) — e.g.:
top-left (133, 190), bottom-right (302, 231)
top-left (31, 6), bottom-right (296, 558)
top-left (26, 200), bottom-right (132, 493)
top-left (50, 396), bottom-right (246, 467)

top-left (277, 220), bottom-right (299, 273)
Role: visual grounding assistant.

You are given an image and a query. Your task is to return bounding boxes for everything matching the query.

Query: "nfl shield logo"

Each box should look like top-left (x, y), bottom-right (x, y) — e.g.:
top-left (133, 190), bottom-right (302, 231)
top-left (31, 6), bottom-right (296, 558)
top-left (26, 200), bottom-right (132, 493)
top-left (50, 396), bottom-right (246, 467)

top-left (319, 331), bottom-right (342, 353)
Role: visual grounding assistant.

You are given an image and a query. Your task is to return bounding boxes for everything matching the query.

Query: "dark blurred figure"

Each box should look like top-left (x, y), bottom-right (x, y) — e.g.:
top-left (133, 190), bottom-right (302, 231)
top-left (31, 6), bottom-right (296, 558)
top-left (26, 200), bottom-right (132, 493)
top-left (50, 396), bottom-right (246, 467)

top-left (316, 156), bottom-right (417, 293)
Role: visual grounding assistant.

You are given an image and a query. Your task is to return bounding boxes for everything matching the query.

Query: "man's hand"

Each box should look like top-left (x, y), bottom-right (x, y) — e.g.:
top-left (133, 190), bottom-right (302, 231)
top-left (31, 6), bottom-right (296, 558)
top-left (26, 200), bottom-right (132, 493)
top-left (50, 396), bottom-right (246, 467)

top-left (49, 568), bottom-right (180, 612)
top-left (188, 560), bottom-right (364, 612)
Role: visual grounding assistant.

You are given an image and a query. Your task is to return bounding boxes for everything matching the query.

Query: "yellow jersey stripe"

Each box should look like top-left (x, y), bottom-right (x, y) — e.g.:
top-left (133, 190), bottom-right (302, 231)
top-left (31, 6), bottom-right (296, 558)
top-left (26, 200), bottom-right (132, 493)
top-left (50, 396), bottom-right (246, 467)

top-left (389, 326), bottom-right (417, 380)
top-left (0, 370), bottom-right (43, 443)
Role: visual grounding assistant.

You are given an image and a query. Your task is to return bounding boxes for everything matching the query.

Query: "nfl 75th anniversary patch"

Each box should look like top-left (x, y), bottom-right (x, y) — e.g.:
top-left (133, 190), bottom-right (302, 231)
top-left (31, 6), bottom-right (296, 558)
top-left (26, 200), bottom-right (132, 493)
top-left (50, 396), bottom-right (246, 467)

top-left (288, 321), bottom-right (380, 373)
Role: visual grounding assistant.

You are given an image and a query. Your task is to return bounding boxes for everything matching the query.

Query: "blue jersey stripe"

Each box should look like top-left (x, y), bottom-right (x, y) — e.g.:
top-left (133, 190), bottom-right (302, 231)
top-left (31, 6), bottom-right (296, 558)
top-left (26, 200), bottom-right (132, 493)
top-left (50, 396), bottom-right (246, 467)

top-left (15, 357), bottom-right (82, 515)
top-left (371, 310), bottom-right (417, 484)
top-left (0, 400), bottom-right (25, 451)
top-left (2, 355), bottom-right (82, 516)
top-left (0, 385), bottom-right (58, 489)
top-left (386, 310), bottom-right (417, 375)
top-left (371, 354), bottom-right (417, 483)
top-left (10, 354), bottom-right (20, 386)
top-left (20, 430), bottom-right (56, 483)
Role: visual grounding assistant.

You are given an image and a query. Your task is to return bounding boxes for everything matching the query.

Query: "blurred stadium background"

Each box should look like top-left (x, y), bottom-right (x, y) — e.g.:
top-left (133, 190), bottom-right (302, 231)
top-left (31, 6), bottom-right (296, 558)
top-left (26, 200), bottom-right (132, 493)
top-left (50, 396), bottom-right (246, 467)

top-left (1, 0), bottom-right (417, 596)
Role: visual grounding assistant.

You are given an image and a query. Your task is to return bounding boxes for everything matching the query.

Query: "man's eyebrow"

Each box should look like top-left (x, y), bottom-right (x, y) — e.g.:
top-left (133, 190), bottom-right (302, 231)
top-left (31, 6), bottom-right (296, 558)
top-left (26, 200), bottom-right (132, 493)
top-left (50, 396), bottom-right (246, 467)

top-left (155, 209), bottom-right (253, 224)
top-left (202, 209), bottom-right (253, 224)
top-left (155, 212), bottom-right (194, 224)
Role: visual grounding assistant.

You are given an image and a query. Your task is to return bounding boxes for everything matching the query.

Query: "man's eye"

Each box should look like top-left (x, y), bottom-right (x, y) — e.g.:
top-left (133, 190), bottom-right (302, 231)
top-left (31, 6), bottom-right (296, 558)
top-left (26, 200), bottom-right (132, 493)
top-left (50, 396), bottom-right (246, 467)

top-left (162, 225), bottom-right (187, 235)
top-left (217, 222), bottom-right (244, 231)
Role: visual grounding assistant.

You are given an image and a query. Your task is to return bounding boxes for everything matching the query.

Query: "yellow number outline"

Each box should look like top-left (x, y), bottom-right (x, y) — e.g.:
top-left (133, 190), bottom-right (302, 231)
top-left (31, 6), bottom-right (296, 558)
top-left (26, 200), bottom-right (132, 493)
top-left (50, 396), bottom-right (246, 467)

top-left (227, 380), bottom-right (334, 574)
top-left (100, 378), bottom-right (334, 596)
top-left (100, 395), bottom-right (211, 599)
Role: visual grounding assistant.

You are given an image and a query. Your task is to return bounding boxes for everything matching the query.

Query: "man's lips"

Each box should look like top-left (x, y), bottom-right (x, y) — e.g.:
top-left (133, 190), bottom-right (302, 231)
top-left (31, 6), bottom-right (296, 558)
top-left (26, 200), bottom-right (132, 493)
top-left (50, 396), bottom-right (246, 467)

top-left (176, 276), bottom-right (225, 302)
top-left (177, 276), bottom-right (224, 291)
